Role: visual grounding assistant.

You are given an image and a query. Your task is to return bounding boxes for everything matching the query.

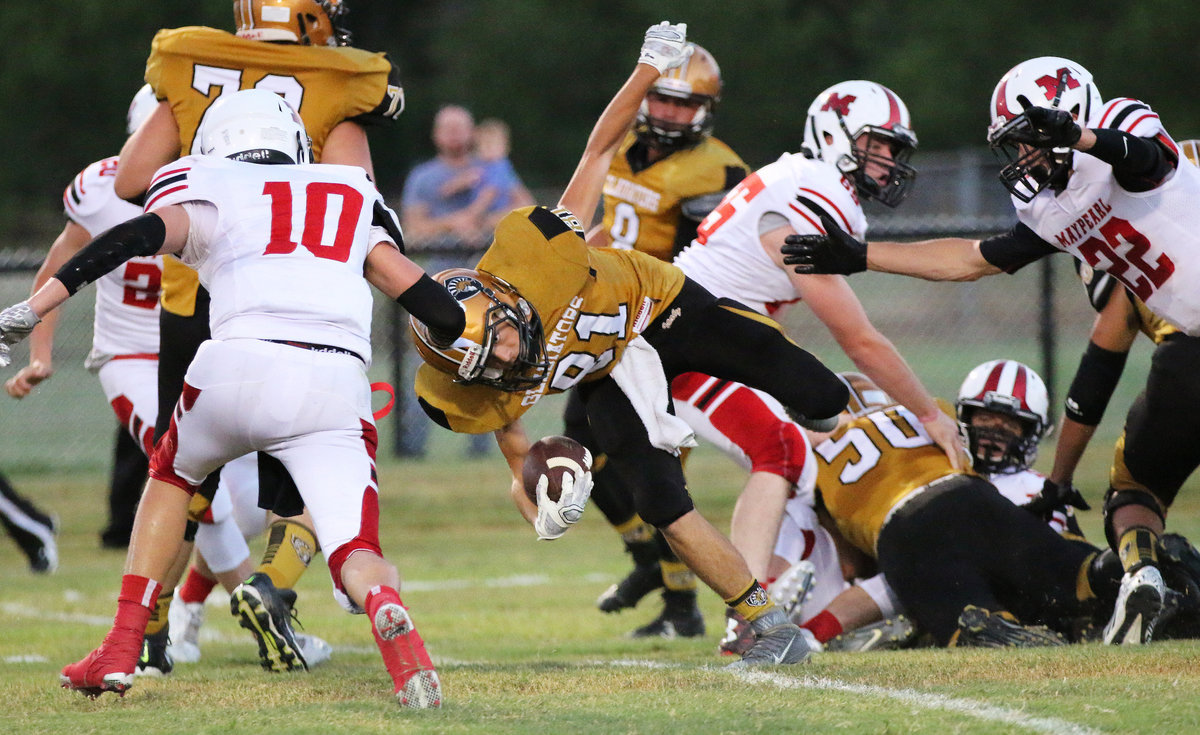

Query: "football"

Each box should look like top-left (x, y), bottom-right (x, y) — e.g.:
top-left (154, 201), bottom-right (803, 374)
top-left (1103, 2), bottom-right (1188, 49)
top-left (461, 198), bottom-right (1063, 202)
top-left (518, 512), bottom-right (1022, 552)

top-left (522, 435), bottom-right (591, 504)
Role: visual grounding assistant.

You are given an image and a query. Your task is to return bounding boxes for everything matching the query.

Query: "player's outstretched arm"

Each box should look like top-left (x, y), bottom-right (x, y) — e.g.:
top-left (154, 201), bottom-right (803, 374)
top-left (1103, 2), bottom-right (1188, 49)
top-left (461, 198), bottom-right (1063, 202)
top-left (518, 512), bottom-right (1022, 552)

top-left (782, 214), bottom-right (998, 282)
top-left (557, 21), bottom-right (691, 224)
top-left (4, 221), bottom-right (93, 398)
top-left (495, 421), bottom-right (536, 523)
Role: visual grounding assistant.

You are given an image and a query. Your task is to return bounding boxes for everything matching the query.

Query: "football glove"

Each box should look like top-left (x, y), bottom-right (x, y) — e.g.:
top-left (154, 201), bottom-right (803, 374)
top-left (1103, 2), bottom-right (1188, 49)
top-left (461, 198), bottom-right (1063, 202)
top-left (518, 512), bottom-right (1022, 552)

top-left (0, 302), bottom-right (40, 368)
top-left (1008, 102), bottom-right (1082, 149)
top-left (638, 21), bottom-right (691, 74)
top-left (781, 214), bottom-right (868, 275)
top-left (533, 467), bottom-right (593, 541)
top-left (1024, 478), bottom-right (1091, 521)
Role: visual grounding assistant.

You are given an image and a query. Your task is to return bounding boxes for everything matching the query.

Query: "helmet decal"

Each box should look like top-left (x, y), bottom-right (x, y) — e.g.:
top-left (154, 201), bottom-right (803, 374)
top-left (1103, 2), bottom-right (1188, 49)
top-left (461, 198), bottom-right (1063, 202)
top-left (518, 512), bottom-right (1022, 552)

top-left (822, 93), bottom-right (856, 116)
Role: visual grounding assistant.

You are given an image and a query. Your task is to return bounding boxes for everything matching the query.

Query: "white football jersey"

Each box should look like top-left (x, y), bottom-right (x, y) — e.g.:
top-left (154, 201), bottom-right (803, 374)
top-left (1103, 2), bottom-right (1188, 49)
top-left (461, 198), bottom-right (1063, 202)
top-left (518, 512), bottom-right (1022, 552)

top-left (987, 468), bottom-right (1071, 535)
top-left (673, 152), bottom-right (867, 315)
top-left (1014, 98), bottom-right (1200, 335)
top-left (63, 157), bottom-right (162, 368)
top-left (145, 156), bottom-right (395, 365)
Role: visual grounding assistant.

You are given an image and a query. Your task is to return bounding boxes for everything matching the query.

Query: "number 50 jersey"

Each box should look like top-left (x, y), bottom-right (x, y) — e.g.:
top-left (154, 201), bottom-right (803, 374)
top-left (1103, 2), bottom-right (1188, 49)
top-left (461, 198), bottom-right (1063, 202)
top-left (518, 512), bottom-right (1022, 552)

top-left (145, 155), bottom-right (396, 365)
top-left (813, 401), bottom-right (964, 556)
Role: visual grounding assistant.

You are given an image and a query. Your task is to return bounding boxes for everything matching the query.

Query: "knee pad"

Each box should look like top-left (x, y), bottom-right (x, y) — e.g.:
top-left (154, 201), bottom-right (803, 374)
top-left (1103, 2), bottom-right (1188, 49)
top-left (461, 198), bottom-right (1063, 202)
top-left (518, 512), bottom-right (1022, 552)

top-left (1102, 487), bottom-right (1166, 550)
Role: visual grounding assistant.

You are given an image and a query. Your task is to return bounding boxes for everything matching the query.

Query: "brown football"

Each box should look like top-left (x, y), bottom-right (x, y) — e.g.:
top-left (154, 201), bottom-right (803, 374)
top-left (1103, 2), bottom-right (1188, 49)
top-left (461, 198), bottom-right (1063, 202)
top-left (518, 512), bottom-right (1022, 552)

top-left (522, 435), bottom-right (591, 504)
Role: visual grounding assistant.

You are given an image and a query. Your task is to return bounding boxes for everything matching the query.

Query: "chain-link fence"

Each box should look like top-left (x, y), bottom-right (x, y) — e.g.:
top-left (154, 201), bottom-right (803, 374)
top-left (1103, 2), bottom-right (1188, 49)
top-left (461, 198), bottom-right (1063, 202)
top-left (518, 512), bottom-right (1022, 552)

top-left (0, 151), bottom-right (1138, 472)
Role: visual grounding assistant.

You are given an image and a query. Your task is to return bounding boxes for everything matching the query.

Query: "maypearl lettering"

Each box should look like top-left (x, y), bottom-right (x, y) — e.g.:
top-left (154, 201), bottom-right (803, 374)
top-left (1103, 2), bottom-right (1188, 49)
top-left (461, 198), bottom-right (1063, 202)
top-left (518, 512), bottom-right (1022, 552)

top-left (1055, 198), bottom-right (1113, 247)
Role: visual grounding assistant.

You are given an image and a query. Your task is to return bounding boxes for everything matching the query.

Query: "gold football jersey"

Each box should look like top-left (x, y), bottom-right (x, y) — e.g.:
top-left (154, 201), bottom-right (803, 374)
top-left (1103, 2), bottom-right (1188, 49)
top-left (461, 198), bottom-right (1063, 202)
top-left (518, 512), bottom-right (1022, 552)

top-left (146, 26), bottom-right (403, 316)
top-left (416, 205), bottom-right (687, 434)
top-left (1130, 292), bottom-right (1179, 344)
top-left (600, 132), bottom-right (748, 261)
top-left (814, 401), bottom-right (964, 555)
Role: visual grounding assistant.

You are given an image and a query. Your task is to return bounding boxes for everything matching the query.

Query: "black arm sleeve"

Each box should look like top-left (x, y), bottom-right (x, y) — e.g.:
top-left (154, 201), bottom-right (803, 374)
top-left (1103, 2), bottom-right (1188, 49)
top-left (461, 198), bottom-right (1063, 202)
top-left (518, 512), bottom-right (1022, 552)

top-left (54, 213), bottom-right (166, 295)
top-left (978, 222), bottom-right (1059, 274)
top-left (1087, 128), bottom-right (1175, 192)
top-left (397, 274), bottom-right (464, 347)
top-left (1064, 341), bottom-right (1129, 425)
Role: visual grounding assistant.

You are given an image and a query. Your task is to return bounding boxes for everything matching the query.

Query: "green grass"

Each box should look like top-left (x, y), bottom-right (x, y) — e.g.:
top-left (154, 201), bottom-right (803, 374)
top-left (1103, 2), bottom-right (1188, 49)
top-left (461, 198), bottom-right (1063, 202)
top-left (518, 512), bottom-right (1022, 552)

top-left (3, 443), bottom-right (1199, 734)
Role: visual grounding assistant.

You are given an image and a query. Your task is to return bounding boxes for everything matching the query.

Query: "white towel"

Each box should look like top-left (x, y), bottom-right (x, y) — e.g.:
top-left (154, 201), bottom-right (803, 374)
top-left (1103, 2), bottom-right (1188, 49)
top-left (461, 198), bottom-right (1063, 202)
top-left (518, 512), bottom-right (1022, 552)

top-left (610, 336), bottom-right (698, 454)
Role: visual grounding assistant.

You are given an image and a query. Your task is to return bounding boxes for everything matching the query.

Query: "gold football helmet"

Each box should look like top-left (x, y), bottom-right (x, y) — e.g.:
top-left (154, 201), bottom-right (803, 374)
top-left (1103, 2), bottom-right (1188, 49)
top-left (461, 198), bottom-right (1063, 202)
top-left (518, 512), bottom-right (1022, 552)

top-left (233, 0), bottom-right (350, 47)
top-left (1181, 139), bottom-right (1200, 167)
top-left (410, 268), bottom-right (549, 392)
top-left (635, 43), bottom-right (722, 151)
top-left (836, 372), bottom-right (893, 417)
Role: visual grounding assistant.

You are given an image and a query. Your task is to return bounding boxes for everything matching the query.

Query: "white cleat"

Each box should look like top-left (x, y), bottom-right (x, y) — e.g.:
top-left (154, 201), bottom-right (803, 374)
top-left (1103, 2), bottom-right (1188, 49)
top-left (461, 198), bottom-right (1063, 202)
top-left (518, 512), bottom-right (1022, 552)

top-left (768, 560), bottom-right (815, 622)
top-left (167, 599), bottom-right (206, 664)
top-left (296, 633), bottom-right (333, 668)
top-left (1103, 565), bottom-right (1166, 645)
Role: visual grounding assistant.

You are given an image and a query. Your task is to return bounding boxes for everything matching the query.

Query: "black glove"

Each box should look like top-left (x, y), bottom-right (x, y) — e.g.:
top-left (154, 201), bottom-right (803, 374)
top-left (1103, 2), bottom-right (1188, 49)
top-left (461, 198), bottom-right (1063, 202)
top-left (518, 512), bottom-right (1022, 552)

top-left (1024, 478), bottom-right (1091, 520)
top-left (1008, 104), bottom-right (1082, 149)
top-left (781, 214), bottom-right (867, 275)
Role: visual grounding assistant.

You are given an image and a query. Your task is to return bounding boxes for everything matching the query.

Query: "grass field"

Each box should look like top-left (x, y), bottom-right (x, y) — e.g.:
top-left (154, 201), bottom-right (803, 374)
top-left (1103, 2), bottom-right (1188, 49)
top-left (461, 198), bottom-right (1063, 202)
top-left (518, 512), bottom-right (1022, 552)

top-left (3, 436), bottom-right (1199, 734)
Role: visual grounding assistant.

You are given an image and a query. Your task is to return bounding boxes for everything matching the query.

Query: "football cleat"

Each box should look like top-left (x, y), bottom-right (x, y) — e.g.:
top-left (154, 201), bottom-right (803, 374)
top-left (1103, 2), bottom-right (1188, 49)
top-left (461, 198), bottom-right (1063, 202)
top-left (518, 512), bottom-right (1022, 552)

top-left (726, 615), bottom-right (814, 669)
top-left (372, 602), bottom-right (441, 709)
top-left (60, 637), bottom-right (140, 698)
top-left (231, 573), bottom-right (308, 672)
top-left (628, 591), bottom-right (705, 639)
top-left (296, 632), bottom-right (333, 668)
top-left (135, 628), bottom-right (174, 677)
top-left (768, 560), bottom-right (815, 623)
top-left (1103, 565), bottom-right (1165, 645)
top-left (166, 599), bottom-right (206, 664)
top-left (597, 561), bottom-right (664, 613)
top-left (717, 607), bottom-right (756, 656)
top-left (825, 616), bottom-right (918, 652)
top-left (951, 605), bottom-right (1065, 648)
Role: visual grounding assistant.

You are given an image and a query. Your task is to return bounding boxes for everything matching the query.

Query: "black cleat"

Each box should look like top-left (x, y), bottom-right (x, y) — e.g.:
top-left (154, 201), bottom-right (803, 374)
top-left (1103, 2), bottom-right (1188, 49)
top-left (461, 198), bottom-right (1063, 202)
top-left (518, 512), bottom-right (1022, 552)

top-left (231, 573), bottom-right (308, 672)
top-left (629, 591), bottom-right (705, 639)
top-left (597, 562), bottom-right (664, 613)
top-left (951, 605), bottom-right (1065, 648)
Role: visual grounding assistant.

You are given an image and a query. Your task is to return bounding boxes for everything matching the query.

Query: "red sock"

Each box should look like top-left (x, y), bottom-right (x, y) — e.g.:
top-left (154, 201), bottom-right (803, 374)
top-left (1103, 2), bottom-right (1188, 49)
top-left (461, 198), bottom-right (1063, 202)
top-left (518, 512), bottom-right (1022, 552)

top-left (106, 575), bottom-right (163, 654)
top-left (365, 584), bottom-right (404, 621)
top-left (801, 610), bottom-right (844, 644)
top-left (179, 566), bottom-right (219, 604)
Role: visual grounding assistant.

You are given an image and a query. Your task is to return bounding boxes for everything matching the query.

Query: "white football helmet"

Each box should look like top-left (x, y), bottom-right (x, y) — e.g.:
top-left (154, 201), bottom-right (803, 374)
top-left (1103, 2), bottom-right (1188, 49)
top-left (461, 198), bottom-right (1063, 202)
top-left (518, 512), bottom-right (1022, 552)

top-left (956, 359), bottom-right (1051, 474)
top-left (802, 80), bottom-right (918, 207)
top-left (197, 89), bottom-right (312, 165)
top-left (987, 56), bottom-right (1103, 202)
top-left (126, 84), bottom-right (158, 136)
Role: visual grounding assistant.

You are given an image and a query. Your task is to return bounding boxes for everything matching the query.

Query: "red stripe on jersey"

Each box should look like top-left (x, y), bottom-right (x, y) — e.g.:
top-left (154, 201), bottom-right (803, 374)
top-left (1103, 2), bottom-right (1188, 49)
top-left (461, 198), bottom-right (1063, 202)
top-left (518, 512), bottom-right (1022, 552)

top-left (150, 164), bottom-right (191, 187)
top-left (797, 187), bottom-right (854, 231)
top-left (110, 353), bottom-right (159, 361)
top-left (671, 372), bottom-right (713, 402)
top-left (145, 184), bottom-right (188, 211)
top-left (766, 298), bottom-right (801, 316)
top-left (789, 202), bottom-right (822, 231)
top-left (1157, 132), bottom-right (1179, 158)
top-left (1122, 112), bottom-right (1159, 135)
top-left (1097, 98), bottom-right (1136, 129)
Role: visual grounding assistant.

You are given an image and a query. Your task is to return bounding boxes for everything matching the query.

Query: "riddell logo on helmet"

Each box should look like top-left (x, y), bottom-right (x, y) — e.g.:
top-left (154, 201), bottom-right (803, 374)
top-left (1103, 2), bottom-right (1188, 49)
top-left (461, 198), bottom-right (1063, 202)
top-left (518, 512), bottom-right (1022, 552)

top-left (822, 94), bottom-right (856, 116)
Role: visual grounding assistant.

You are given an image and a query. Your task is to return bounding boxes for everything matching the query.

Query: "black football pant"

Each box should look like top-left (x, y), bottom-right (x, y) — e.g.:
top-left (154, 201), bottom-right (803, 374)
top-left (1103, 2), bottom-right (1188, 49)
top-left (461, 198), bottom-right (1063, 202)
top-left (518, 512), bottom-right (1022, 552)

top-left (877, 475), bottom-right (1097, 645)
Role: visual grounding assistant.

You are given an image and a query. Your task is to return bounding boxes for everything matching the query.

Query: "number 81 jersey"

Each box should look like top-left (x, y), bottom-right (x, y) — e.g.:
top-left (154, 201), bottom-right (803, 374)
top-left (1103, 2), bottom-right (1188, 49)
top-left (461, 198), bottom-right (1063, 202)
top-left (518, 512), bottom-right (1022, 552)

top-left (145, 155), bottom-right (393, 365)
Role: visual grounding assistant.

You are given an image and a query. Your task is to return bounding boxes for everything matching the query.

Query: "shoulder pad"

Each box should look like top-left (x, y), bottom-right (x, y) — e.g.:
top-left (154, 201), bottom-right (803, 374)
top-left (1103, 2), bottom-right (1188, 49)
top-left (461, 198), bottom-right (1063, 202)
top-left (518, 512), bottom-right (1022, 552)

top-left (1094, 98), bottom-right (1162, 138)
top-left (680, 192), bottom-right (727, 222)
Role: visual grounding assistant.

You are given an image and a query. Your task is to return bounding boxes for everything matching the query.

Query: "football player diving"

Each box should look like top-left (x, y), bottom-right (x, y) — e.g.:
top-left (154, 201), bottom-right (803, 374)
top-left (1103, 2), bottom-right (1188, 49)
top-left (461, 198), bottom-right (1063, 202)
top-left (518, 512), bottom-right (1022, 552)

top-left (409, 22), bottom-right (849, 668)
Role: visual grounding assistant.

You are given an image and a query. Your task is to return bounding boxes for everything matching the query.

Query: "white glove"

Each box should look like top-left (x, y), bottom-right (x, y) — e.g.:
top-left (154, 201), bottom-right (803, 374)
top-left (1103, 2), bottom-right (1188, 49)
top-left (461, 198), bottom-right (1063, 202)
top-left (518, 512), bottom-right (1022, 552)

top-left (0, 302), bottom-right (40, 368)
top-left (638, 21), bottom-right (691, 74)
top-left (533, 465), bottom-right (593, 541)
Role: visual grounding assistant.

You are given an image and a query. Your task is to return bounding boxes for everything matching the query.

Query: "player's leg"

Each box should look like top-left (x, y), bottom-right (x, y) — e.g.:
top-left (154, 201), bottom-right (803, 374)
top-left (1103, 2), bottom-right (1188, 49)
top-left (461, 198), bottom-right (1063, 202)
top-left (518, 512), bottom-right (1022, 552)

top-left (265, 350), bottom-right (439, 707)
top-left (1102, 336), bottom-right (1200, 643)
top-left (564, 388), bottom-right (666, 615)
top-left (581, 377), bottom-right (811, 666)
top-left (97, 357), bottom-right (158, 548)
top-left (0, 470), bottom-right (58, 573)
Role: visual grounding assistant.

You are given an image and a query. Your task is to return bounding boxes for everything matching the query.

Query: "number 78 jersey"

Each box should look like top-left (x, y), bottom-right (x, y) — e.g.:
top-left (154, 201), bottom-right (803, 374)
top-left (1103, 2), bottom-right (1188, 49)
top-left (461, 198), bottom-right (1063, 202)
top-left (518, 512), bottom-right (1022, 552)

top-left (145, 155), bottom-right (394, 364)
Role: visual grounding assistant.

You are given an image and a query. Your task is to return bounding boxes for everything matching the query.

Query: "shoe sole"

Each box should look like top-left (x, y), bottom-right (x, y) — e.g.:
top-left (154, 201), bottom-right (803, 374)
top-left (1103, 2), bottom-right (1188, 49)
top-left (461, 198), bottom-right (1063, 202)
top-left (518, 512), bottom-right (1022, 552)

top-left (1104, 583), bottom-right (1164, 645)
top-left (232, 585), bottom-right (307, 672)
top-left (60, 672), bottom-right (133, 698)
top-left (769, 562), bottom-right (815, 621)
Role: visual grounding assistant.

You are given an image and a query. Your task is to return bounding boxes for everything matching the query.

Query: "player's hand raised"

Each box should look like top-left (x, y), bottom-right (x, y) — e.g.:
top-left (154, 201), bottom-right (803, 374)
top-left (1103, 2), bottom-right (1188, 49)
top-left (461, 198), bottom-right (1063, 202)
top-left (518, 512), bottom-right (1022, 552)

top-left (1008, 102), bottom-right (1082, 149)
top-left (638, 21), bottom-right (691, 74)
top-left (781, 214), bottom-right (868, 275)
